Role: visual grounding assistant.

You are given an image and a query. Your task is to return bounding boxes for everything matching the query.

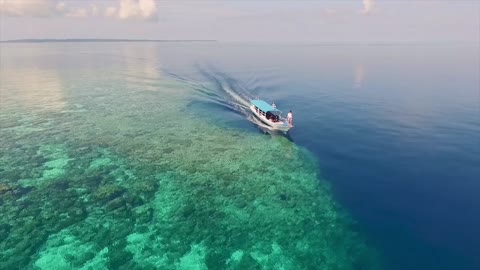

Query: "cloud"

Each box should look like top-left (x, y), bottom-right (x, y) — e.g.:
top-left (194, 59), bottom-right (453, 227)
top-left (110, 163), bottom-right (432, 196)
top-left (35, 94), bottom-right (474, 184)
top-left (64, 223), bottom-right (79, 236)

top-left (105, 6), bottom-right (118, 18)
top-left (55, 1), bottom-right (65, 13)
top-left (90, 4), bottom-right (98, 16)
top-left (65, 7), bottom-right (88, 18)
top-left (111, 0), bottom-right (158, 20)
top-left (0, 0), bottom-right (55, 17)
top-left (360, 0), bottom-right (377, 15)
top-left (0, 0), bottom-right (158, 21)
top-left (57, 1), bottom-right (98, 18)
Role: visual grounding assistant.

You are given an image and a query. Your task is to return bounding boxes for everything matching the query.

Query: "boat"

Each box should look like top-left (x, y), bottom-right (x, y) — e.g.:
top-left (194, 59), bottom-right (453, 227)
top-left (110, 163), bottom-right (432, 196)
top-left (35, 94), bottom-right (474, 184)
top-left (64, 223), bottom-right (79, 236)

top-left (249, 99), bottom-right (292, 132)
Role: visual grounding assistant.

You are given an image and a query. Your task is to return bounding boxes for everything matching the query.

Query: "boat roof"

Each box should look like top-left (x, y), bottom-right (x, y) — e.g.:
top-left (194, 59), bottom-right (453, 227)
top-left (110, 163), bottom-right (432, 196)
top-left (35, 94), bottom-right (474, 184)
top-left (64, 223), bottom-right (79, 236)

top-left (251, 99), bottom-right (281, 113)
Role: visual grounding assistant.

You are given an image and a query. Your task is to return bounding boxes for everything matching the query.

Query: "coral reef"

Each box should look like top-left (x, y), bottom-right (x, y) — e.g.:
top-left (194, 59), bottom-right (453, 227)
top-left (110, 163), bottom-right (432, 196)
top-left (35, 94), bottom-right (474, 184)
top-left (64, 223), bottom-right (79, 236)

top-left (0, 46), bottom-right (379, 270)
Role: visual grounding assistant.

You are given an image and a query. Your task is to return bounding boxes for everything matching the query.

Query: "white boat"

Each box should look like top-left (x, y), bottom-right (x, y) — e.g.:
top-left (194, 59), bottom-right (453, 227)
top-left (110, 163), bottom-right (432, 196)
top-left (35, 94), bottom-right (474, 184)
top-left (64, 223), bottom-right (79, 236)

top-left (249, 99), bottom-right (292, 132)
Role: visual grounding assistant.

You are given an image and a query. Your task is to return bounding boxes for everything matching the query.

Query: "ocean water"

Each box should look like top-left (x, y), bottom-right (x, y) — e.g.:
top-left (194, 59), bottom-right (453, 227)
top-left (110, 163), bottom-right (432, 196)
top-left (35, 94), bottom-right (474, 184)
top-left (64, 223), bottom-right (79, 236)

top-left (0, 42), bottom-right (478, 270)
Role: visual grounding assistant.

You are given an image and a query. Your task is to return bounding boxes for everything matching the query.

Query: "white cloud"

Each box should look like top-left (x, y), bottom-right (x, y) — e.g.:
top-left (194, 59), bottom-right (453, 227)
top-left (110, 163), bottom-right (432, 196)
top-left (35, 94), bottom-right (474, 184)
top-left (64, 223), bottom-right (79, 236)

top-left (113, 0), bottom-right (158, 20)
top-left (0, 0), bottom-right (55, 17)
top-left (57, 2), bottom-right (98, 18)
top-left (0, 0), bottom-right (158, 21)
top-left (360, 0), bottom-right (377, 15)
top-left (65, 8), bottom-right (88, 18)
top-left (55, 1), bottom-right (65, 13)
top-left (90, 4), bottom-right (98, 16)
top-left (105, 6), bottom-right (118, 18)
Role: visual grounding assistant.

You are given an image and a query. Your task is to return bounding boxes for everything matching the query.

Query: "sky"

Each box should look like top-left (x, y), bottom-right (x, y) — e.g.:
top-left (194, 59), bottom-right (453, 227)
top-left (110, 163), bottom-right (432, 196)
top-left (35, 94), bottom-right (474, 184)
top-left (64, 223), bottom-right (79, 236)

top-left (0, 0), bottom-right (478, 43)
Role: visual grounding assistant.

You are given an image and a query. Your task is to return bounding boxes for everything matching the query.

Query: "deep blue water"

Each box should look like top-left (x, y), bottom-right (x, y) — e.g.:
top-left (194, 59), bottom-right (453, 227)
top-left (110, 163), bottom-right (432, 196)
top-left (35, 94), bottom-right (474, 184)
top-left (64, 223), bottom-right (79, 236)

top-left (158, 43), bottom-right (480, 270)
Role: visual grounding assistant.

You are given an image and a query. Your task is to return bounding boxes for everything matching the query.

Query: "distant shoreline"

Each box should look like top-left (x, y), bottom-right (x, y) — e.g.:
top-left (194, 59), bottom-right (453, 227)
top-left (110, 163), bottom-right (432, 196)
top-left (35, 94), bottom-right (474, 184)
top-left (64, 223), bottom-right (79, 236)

top-left (0, 39), bottom-right (473, 46)
top-left (0, 39), bottom-right (217, 43)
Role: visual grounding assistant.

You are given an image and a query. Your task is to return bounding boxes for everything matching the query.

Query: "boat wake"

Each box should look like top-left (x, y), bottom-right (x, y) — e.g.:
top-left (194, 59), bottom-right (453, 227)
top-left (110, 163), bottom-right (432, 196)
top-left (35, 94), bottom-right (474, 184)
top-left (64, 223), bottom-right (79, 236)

top-left (165, 67), bottom-right (281, 133)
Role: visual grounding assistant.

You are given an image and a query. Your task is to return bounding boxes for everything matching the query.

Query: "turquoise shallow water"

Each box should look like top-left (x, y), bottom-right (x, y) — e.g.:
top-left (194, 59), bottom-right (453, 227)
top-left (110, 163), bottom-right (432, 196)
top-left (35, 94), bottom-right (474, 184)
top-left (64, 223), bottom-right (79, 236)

top-left (0, 43), bottom-right (378, 269)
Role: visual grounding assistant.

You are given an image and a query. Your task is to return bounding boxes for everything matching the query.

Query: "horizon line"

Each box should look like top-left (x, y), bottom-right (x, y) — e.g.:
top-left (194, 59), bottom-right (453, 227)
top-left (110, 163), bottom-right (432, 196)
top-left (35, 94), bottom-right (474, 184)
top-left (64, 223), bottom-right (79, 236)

top-left (0, 38), bottom-right (218, 43)
top-left (0, 39), bottom-right (476, 45)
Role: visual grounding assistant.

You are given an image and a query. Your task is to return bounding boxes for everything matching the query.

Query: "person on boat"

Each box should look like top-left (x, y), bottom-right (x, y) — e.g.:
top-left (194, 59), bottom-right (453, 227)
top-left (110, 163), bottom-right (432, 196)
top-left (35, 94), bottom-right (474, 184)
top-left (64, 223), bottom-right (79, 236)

top-left (287, 110), bottom-right (293, 125)
top-left (272, 101), bottom-right (276, 109)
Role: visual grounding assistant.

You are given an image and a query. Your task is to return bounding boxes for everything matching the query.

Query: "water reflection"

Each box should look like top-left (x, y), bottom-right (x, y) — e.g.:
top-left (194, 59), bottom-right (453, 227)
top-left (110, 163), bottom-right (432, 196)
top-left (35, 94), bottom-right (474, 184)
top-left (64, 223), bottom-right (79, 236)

top-left (0, 68), bottom-right (66, 112)
top-left (353, 63), bottom-right (366, 89)
top-left (121, 44), bottom-right (162, 91)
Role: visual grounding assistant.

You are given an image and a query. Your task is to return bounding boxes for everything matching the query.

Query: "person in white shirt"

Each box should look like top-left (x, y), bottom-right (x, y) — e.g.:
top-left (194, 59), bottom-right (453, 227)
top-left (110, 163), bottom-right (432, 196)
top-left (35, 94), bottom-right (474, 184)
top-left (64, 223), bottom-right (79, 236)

top-left (287, 110), bottom-right (293, 126)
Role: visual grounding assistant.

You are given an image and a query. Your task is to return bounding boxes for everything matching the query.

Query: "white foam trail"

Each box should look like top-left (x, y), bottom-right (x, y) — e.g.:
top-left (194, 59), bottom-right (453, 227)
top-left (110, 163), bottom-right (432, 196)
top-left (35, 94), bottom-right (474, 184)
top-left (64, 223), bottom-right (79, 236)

top-left (219, 81), bottom-right (251, 107)
top-left (166, 70), bottom-right (278, 132)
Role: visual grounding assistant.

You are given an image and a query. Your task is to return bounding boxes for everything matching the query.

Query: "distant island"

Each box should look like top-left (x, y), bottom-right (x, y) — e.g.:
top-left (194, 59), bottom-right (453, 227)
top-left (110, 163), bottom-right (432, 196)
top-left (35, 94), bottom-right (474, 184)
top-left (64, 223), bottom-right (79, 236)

top-left (0, 39), bottom-right (217, 43)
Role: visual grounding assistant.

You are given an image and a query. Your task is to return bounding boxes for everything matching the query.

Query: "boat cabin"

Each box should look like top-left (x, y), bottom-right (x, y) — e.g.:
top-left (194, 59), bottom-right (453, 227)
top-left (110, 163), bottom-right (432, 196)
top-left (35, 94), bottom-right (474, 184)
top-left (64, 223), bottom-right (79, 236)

top-left (251, 100), bottom-right (282, 122)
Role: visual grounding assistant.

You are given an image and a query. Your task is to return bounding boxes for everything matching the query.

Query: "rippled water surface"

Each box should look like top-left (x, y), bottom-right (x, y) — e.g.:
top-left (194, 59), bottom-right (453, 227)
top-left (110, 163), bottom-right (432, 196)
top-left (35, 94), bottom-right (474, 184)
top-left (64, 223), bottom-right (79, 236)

top-left (0, 42), bottom-right (479, 270)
